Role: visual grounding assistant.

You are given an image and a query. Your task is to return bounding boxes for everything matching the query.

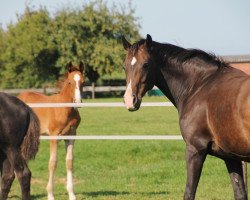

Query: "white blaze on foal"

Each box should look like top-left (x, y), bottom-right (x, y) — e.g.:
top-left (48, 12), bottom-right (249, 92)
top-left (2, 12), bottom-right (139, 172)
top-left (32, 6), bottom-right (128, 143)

top-left (73, 74), bottom-right (81, 103)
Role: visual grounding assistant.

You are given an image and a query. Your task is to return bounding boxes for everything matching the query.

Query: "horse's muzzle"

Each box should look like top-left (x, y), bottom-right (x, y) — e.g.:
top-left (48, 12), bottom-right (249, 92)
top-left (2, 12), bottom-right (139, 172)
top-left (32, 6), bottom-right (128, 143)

top-left (126, 95), bottom-right (141, 112)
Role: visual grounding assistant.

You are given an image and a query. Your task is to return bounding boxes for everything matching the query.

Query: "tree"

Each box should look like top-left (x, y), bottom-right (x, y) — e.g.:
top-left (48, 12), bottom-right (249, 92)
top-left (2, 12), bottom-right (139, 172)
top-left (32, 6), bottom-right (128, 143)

top-left (52, 0), bottom-right (140, 84)
top-left (0, 7), bottom-right (59, 88)
top-left (0, 1), bottom-right (140, 89)
top-left (0, 27), bottom-right (5, 82)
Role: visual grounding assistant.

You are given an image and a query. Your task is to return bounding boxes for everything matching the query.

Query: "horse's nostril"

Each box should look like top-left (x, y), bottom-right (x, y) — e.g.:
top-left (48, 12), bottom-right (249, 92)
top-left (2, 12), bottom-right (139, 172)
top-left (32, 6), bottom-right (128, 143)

top-left (133, 95), bottom-right (138, 105)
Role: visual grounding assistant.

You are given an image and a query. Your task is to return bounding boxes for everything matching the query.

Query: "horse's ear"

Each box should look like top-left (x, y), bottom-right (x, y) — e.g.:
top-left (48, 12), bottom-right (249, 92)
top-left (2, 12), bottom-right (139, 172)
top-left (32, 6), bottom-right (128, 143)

top-left (79, 61), bottom-right (85, 73)
top-left (145, 34), bottom-right (152, 49)
top-left (66, 61), bottom-right (73, 72)
top-left (122, 36), bottom-right (131, 51)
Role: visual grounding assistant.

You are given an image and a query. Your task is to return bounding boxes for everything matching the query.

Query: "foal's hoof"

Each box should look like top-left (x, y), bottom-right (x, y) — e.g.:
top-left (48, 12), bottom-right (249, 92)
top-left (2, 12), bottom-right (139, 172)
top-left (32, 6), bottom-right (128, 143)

top-left (47, 194), bottom-right (55, 200)
top-left (69, 193), bottom-right (76, 200)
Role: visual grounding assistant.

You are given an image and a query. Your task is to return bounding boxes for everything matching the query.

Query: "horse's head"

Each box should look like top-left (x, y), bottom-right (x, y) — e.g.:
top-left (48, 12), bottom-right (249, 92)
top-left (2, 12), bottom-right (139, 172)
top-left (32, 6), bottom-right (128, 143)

top-left (122, 34), bottom-right (155, 111)
top-left (66, 61), bottom-right (85, 103)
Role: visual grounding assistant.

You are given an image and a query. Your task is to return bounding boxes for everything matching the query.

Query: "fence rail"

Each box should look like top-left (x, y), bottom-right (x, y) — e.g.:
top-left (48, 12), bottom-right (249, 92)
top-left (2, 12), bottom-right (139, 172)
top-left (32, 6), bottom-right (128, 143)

top-left (28, 102), bottom-right (179, 140)
top-left (40, 135), bottom-right (182, 140)
top-left (0, 86), bottom-right (162, 98)
top-left (27, 102), bottom-right (174, 108)
top-left (0, 86), bottom-right (127, 94)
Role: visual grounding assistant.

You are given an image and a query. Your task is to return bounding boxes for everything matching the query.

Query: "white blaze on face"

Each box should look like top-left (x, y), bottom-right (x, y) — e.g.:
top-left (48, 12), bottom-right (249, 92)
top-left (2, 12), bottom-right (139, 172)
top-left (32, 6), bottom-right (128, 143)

top-left (73, 74), bottom-right (81, 103)
top-left (124, 80), bottom-right (134, 109)
top-left (131, 56), bottom-right (137, 66)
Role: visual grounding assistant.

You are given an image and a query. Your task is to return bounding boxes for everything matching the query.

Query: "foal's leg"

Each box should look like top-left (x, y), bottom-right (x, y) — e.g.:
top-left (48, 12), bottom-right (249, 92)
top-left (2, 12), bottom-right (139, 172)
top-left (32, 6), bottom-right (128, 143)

top-left (0, 158), bottom-right (15, 200)
top-left (224, 159), bottom-right (247, 200)
top-left (47, 139), bottom-right (58, 200)
top-left (65, 139), bottom-right (76, 200)
top-left (184, 145), bottom-right (207, 200)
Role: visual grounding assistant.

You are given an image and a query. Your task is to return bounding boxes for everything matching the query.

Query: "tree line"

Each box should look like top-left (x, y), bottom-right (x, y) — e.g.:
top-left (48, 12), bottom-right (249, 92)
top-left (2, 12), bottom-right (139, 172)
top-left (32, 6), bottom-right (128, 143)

top-left (0, 1), bottom-right (140, 89)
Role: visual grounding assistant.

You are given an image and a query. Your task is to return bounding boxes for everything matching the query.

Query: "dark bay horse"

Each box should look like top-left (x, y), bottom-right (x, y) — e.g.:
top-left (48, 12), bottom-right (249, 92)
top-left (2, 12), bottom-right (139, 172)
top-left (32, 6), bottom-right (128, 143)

top-left (18, 62), bottom-right (84, 200)
top-left (0, 92), bottom-right (40, 200)
top-left (122, 34), bottom-right (250, 200)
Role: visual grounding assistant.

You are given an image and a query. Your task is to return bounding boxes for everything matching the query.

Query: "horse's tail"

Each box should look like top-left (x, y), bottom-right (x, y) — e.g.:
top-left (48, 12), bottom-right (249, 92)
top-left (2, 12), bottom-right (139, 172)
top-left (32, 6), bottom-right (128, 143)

top-left (21, 109), bottom-right (40, 161)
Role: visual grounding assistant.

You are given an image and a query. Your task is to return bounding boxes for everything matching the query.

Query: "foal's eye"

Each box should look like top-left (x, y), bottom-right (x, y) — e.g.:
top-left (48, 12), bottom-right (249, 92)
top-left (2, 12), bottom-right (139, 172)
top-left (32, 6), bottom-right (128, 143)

top-left (143, 62), bottom-right (149, 68)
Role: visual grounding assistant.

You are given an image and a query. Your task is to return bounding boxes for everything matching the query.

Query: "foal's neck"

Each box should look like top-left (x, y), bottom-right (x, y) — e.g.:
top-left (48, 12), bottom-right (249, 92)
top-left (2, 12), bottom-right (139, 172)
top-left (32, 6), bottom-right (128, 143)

top-left (58, 82), bottom-right (74, 103)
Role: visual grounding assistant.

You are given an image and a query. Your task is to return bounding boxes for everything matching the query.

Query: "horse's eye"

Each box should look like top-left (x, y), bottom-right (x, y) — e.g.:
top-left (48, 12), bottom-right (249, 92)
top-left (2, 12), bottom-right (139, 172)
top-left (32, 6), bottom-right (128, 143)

top-left (143, 63), bottom-right (149, 68)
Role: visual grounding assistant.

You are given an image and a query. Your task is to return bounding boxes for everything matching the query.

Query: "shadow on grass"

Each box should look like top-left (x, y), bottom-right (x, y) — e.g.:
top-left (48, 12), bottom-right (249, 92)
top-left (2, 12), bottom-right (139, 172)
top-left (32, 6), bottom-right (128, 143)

top-left (8, 195), bottom-right (21, 199)
top-left (31, 193), bottom-right (47, 199)
top-left (82, 190), bottom-right (169, 197)
top-left (30, 191), bottom-right (169, 199)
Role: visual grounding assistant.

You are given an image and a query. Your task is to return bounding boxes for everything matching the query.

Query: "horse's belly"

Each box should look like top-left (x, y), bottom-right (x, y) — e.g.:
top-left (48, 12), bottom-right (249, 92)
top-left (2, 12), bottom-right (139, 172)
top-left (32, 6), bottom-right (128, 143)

top-left (214, 129), bottom-right (250, 158)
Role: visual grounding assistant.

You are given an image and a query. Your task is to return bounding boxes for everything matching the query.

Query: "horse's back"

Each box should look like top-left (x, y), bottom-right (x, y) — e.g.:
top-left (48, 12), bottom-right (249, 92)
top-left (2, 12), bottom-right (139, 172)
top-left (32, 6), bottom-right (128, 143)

top-left (18, 91), bottom-right (52, 103)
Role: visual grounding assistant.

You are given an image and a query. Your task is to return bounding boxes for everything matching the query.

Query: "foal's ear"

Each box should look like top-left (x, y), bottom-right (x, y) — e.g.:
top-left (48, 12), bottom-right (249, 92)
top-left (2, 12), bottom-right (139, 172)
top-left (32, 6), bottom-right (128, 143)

top-left (122, 36), bottom-right (131, 51)
top-left (66, 61), bottom-right (74, 72)
top-left (79, 61), bottom-right (85, 73)
top-left (145, 34), bottom-right (152, 49)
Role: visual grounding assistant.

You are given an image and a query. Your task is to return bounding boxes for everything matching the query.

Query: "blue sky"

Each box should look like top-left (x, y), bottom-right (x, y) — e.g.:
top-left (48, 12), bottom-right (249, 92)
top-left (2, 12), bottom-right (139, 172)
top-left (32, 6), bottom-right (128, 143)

top-left (0, 0), bottom-right (250, 55)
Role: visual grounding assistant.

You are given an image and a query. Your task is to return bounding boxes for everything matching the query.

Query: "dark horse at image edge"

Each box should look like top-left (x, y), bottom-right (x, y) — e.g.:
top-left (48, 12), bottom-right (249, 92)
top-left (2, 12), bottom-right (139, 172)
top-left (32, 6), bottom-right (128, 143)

top-left (122, 34), bottom-right (250, 200)
top-left (0, 92), bottom-right (40, 200)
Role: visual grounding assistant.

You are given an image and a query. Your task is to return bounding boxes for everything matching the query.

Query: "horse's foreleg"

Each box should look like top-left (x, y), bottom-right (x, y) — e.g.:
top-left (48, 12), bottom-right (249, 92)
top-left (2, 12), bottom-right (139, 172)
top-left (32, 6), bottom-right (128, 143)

top-left (47, 139), bottom-right (58, 200)
top-left (224, 159), bottom-right (247, 200)
top-left (184, 145), bottom-right (207, 200)
top-left (65, 139), bottom-right (76, 200)
top-left (0, 158), bottom-right (15, 200)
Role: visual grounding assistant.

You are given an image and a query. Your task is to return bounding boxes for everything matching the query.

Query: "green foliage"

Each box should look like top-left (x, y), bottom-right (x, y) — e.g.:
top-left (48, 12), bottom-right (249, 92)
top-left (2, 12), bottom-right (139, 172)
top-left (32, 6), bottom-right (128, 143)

top-left (0, 0), bottom-right (140, 88)
top-left (0, 27), bottom-right (5, 80)
top-left (0, 7), bottom-right (59, 88)
top-left (52, 0), bottom-right (140, 82)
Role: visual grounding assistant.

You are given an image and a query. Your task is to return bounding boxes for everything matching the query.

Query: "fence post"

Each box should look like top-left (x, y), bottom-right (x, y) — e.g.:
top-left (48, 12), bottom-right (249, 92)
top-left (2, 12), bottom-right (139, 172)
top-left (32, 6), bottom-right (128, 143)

top-left (43, 86), bottom-right (47, 94)
top-left (91, 82), bottom-right (95, 99)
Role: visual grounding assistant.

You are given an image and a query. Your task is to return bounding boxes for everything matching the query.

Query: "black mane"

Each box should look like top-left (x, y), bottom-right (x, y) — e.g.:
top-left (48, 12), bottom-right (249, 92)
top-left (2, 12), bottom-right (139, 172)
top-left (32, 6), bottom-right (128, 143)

top-left (132, 39), bottom-right (230, 69)
top-left (155, 42), bottom-right (229, 69)
top-left (175, 48), bottom-right (229, 69)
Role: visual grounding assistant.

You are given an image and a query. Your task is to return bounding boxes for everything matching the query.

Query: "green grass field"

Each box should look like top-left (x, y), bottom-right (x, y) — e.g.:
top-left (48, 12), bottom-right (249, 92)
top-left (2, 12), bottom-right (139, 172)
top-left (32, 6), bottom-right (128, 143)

top-left (8, 97), bottom-right (247, 199)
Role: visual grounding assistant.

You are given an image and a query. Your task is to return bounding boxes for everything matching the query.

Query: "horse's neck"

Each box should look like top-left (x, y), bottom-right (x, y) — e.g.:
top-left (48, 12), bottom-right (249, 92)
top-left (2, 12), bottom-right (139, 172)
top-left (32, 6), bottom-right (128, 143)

top-left (158, 57), bottom-right (216, 108)
top-left (155, 69), bottom-right (177, 107)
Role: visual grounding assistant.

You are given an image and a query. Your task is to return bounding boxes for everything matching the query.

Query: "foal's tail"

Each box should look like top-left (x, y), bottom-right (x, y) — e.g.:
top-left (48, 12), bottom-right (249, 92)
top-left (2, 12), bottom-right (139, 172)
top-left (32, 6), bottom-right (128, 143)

top-left (21, 109), bottom-right (40, 161)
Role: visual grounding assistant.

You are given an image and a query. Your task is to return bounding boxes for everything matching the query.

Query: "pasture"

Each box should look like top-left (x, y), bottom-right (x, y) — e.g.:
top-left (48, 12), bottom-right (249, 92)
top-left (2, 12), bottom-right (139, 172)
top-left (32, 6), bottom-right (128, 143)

top-left (8, 97), bottom-right (246, 199)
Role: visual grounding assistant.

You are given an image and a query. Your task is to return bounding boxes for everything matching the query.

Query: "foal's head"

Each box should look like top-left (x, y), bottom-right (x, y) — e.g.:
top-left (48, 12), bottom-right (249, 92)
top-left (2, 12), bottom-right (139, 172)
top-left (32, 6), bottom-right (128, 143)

top-left (122, 34), bottom-right (155, 111)
top-left (64, 61), bottom-right (85, 103)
